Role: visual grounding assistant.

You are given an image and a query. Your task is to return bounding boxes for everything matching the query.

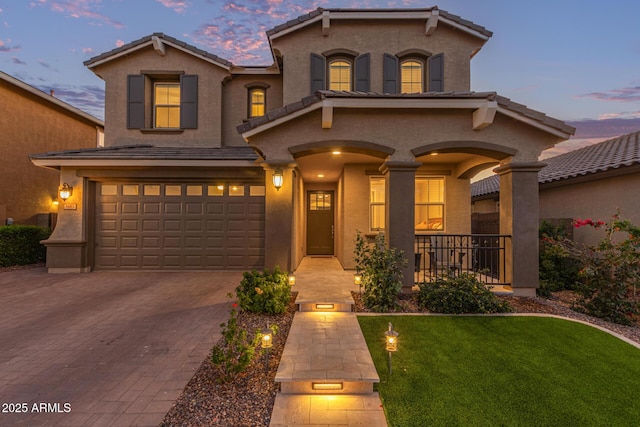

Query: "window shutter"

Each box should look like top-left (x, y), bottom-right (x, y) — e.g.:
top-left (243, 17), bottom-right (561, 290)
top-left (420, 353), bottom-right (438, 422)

top-left (383, 53), bottom-right (398, 94)
top-left (180, 74), bottom-right (198, 129)
top-left (354, 53), bottom-right (370, 92)
top-left (310, 53), bottom-right (326, 93)
top-left (127, 74), bottom-right (145, 129)
top-left (429, 53), bottom-right (444, 92)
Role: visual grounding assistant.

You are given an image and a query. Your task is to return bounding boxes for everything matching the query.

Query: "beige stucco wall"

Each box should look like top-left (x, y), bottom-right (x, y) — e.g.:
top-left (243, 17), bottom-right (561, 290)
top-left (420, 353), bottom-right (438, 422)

top-left (93, 46), bottom-right (229, 147)
top-left (472, 198), bottom-right (499, 214)
top-left (272, 20), bottom-right (483, 105)
top-left (540, 172), bottom-right (640, 247)
top-left (222, 74), bottom-right (283, 147)
top-left (0, 79), bottom-right (99, 225)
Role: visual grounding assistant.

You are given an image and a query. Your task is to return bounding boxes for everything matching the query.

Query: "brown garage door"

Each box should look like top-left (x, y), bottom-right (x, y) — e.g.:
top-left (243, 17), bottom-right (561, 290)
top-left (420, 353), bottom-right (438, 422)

top-left (95, 183), bottom-right (264, 270)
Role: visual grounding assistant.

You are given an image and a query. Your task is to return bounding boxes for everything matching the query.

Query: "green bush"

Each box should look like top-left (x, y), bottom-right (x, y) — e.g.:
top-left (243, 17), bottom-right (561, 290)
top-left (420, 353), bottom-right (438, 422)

top-left (417, 273), bottom-right (512, 314)
top-left (0, 225), bottom-right (51, 267)
top-left (538, 221), bottom-right (582, 297)
top-left (236, 267), bottom-right (291, 315)
top-left (354, 232), bottom-right (407, 312)
top-left (210, 303), bottom-right (260, 383)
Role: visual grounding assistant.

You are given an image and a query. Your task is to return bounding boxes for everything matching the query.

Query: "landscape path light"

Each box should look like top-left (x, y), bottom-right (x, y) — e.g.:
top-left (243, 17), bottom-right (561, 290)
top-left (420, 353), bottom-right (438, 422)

top-left (385, 322), bottom-right (399, 375)
top-left (261, 324), bottom-right (273, 373)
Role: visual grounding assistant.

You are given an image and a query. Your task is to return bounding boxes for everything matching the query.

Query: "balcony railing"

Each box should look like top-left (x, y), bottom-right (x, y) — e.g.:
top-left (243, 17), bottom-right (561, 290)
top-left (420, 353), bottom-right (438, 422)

top-left (414, 234), bottom-right (511, 286)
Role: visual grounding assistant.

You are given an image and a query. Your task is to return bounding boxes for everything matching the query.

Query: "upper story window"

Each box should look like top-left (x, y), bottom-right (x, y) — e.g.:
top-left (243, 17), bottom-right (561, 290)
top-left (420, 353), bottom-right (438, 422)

top-left (249, 88), bottom-right (266, 117)
top-left (127, 73), bottom-right (198, 130)
top-left (400, 60), bottom-right (424, 93)
top-left (154, 82), bottom-right (180, 128)
top-left (328, 59), bottom-right (352, 91)
top-left (310, 51), bottom-right (370, 94)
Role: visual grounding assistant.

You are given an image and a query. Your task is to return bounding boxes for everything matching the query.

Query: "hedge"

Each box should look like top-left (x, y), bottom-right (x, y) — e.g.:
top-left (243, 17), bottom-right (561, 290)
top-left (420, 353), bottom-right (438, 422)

top-left (0, 225), bottom-right (51, 267)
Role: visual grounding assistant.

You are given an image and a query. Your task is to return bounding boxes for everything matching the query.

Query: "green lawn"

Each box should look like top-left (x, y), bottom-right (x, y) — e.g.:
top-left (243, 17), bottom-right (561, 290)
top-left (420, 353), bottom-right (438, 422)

top-left (358, 316), bottom-right (640, 427)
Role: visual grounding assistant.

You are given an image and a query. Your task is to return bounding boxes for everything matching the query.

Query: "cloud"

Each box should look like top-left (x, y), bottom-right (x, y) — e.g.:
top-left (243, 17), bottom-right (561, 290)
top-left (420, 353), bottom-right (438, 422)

top-left (11, 57), bottom-right (27, 65)
top-left (577, 85), bottom-right (640, 103)
top-left (38, 59), bottom-right (51, 69)
top-left (0, 39), bottom-right (20, 52)
top-left (192, 19), bottom-right (271, 64)
top-left (566, 117), bottom-right (640, 139)
top-left (82, 47), bottom-right (94, 54)
top-left (156, 0), bottom-right (189, 13)
top-left (39, 83), bottom-right (105, 120)
top-left (115, 40), bottom-right (124, 47)
top-left (32, 0), bottom-right (124, 29)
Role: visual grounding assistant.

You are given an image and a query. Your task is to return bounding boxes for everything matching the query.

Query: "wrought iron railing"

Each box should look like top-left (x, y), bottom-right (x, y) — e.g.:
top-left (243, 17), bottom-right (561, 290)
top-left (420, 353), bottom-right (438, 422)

top-left (414, 234), bottom-right (511, 285)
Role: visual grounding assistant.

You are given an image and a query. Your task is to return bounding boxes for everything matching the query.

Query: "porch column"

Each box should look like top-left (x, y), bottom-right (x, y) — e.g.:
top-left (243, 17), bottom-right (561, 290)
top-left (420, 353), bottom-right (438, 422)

top-left (494, 162), bottom-right (546, 297)
top-left (381, 161), bottom-right (421, 293)
top-left (263, 163), bottom-right (295, 272)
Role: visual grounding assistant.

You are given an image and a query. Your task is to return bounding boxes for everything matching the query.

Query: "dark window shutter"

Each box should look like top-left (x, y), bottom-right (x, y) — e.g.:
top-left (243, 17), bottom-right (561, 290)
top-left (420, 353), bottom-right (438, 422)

top-left (429, 53), bottom-right (444, 92)
top-left (354, 53), bottom-right (370, 92)
top-left (180, 74), bottom-right (198, 129)
top-left (310, 53), bottom-right (326, 93)
top-left (127, 74), bottom-right (145, 129)
top-left (383, 53), bottom-right (398, 94)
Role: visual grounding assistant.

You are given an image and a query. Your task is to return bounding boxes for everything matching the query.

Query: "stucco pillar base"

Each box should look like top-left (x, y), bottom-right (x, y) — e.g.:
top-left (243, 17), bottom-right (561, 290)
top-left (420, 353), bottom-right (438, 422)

top-left (380, 161), bottom-right (421, 293)
top-left (494, 162), bottom-right (546, 293)
top-left (42, 240), bottom-right (90, 273)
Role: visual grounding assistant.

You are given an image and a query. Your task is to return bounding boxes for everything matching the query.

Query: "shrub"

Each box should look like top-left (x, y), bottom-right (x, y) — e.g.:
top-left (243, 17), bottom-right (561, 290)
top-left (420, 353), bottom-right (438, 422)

top-left (210, 303), bottom-right (260, 383)
top-left (0, 225), bottom-right (51, 267)
top-left (571, 211), bottom-right (640, 325)
top-left (417, 273), bottom-right (512, 314)
top-left (236, 267), bottom-right (291, 315)
top-left (354, 232), bottom-right (407, 312)
top-left (538, 221), bottom-right (582, 297)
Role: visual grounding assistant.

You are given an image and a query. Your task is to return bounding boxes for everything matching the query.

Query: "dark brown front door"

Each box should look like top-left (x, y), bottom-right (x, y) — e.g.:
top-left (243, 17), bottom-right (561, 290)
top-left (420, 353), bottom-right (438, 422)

top-left (307, 191), bottom-right (334, 255)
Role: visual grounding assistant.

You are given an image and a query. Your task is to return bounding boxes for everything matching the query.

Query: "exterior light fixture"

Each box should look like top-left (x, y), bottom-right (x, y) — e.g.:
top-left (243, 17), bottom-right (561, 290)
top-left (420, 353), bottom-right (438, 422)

top-left (317, 174), bottom-right (325, 178)
top-left (312, 382), bottom-right (343, 391)
top-left (272, 167), bottom-right (283, 191)
top-left (217, 185), bottom-right (224, 190)
top-left (58, 183), bottom-right (73, 201)
top-left (288, 274), bottom-right (296, 286)
top-left (261, 324), bottom-right (273, 373)
top-left (315, 304), bottom-right (334, 310)
top-left (385, 322), bottom-right (399, 375)
top-left (354, 274), bottom-right (362, 286)
top-left (332, 150), bottom-right (341, 155)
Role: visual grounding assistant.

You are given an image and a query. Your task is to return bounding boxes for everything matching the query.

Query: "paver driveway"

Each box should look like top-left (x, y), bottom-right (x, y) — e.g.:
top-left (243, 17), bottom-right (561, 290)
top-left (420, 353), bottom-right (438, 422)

top-left (0, 267), bottom-right (240, 426)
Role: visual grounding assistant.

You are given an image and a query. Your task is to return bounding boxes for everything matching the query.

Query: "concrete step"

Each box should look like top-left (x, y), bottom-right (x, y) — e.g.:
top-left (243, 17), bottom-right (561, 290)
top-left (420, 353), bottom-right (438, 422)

top-left (275, 312), bottom-right (379, 395)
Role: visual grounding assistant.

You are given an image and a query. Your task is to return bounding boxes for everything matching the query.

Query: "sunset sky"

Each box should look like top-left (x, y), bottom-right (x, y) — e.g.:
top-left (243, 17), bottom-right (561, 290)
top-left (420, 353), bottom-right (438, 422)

top-left (1, 0), bottom-right (639, 146)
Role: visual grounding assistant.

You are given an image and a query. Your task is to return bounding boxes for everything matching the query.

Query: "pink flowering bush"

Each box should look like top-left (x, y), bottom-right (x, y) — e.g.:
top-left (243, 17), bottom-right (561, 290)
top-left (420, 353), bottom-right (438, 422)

top-left (570, 211), bottom-right (640, 325)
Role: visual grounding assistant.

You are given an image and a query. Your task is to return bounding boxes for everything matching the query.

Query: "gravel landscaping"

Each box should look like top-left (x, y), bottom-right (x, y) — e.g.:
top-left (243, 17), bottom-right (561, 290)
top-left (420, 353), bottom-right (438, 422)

top-left (160, 290), bottom-right (640, 427)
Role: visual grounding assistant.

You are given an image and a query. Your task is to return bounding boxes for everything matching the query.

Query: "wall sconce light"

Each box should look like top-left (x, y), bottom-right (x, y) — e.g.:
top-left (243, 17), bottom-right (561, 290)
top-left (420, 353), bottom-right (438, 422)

top-left (58, 183), bottom-right (73, 201)
top-left (272, 167), bottom-right (283, 191)
top-left (288, 274), bottom-right (296, 286)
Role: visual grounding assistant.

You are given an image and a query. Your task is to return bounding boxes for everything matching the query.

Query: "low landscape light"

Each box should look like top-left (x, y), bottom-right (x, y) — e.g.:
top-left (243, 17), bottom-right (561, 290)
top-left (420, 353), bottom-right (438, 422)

top-left (288, 274), bottom-right (296, 286)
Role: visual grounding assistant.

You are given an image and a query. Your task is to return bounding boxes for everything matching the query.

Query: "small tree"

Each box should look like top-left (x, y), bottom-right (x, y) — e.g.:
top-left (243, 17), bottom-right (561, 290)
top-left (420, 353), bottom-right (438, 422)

top-left (354, 232), bottom-right (407, 312)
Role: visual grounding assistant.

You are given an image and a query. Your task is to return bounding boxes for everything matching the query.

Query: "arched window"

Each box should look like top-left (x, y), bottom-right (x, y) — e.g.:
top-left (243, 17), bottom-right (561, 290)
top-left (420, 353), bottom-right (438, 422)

top-left (400, 60), bottom-right (424, 93)
top-left (249, 88), bottom-right (265, 117)
top-left (328, 59), bottom-right (352, 91)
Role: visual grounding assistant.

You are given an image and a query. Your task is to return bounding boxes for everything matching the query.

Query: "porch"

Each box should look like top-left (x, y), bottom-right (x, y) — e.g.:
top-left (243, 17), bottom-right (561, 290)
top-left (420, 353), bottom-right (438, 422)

top-left (414, 234), bottom-right (512, 293)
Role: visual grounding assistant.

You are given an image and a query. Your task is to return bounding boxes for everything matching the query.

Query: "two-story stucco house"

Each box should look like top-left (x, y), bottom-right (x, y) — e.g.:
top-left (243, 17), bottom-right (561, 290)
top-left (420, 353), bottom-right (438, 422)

top-left (30, 7), bottom-right (575, 296)
top-left (1, 71), bottom-right (103, 227)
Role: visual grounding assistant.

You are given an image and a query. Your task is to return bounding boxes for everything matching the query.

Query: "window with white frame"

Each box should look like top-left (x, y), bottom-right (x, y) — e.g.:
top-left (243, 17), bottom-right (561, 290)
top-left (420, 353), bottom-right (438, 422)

top-left (369, 176), bottom-right (386, 231)
top-left (415, 177), bottom-right (444, 231)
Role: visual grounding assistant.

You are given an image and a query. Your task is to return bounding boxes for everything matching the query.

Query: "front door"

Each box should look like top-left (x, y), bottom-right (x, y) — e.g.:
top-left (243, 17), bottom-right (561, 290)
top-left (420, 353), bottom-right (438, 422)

top-left (307, 191), bottom-right (334, 255)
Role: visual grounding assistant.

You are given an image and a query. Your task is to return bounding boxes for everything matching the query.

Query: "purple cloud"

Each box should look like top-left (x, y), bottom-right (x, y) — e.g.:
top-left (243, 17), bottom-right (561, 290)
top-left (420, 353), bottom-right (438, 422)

top-left (39, 83), bottom-right (105, 120)
top-left (11, 57), bottom-right (26, 65)
top-left (192, 19), bottom-right (271, 64)
top-left (156, 0), bottom-right (189, 13)
top-left (577, 85), bottom-right (640, 103)
top-left (33, 0), bottom-right (124, 29)
top-left (567, 117), bottom-right (640, 139)
top-left (0, 39), bottom-right (20, 52)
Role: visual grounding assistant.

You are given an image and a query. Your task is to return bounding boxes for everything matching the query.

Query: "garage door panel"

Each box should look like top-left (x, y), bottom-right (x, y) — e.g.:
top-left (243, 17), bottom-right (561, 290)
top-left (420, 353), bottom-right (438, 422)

top-left (122, 202), bottom-right (139, 214)
top-left (95, 183), bottom-right (264, 270)
top-left (165, 203), bottom-right (182, 214)
top-left (143, 202), bottom-right (161, 214)
top-left (122, 220), bottom-right (139, 231)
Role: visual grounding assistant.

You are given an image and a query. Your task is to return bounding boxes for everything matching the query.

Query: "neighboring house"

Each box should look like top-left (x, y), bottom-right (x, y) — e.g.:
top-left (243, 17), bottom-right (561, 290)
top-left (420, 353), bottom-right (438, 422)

top-left (472, 130), bottom-right (640, 246)
top-left (0, 71), bottom-right (103, 227)
top-left (30, 7), bottom-right (575, 296)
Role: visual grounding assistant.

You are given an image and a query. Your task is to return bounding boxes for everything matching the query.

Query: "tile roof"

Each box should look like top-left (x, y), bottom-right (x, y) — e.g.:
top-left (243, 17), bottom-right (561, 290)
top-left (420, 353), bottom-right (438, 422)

top-left (29, 144), bottom-right (259, 161)
top-left (83, 33), bottom-right (233, 68)
top-left (266, 7), bottom-right (493, 39)
top-left (471, 130), bottom-right (640, 197)
top-left (237, 90), bottom-right (575, 136)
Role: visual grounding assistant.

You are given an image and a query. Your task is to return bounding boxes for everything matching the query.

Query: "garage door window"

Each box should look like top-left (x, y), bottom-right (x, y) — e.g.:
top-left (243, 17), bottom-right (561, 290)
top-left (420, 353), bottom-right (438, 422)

top-left (123, 185), bottom-right (138, 196)
top-left (229, 186), bottom-right (244, 197)
top-left (101, 184), bottom-right (118, 196)
top-left (187, 185), bottom-right (203, 196)
top-left (208, 185), bottom-right (224, 196)
top-left (144, 185), bottom-right (160, 196)
top-left (166, 185), bottom-right (182, 196)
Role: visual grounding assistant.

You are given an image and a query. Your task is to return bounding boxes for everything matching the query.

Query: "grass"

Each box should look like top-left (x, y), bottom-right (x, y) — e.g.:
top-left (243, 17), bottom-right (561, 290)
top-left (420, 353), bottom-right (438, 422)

top-left (358, 315), bottom-right (640, 427)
